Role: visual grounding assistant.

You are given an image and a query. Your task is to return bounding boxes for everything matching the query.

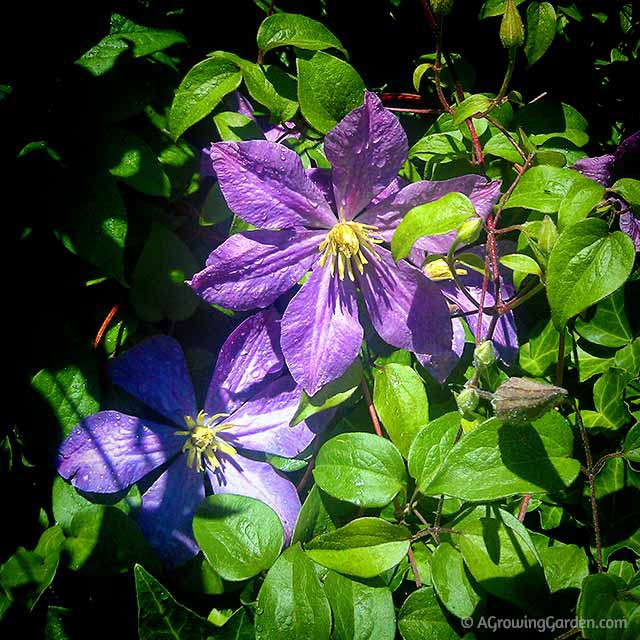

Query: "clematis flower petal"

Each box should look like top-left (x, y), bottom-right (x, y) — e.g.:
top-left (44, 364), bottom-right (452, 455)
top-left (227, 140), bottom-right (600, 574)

top-left (137, 458), bottom-right (204, 568)
top-left (324, 91), bottom-right (408, 219)
top-left (204, 308), bottom-right (285, 416)
top-left (614, 131), bottom-right (640, 174)
top-left (208, 454), bottom-right (301, 543)
top-left (209, 140), bottom-right (337, 229)
top-left (281, 265), bottom-right (364, 395)
top-left (57, 411), bottom-right (182, 493)
top-left (573, 154), bottom-right (615, 186)
top-left (188, 229), bottom-right (323, 311)
top-left (357, 175), bottom-right (502, 253)
top-left (226, 375), bottom-right (315, 457)
top-left (357, 247), bottom-right (453, 355)
top-left (416, 318), bottom-right (466, 383)
top-left (620, 212), bottom-right (640, 251)
top-left (109, 336), bottom-right (197, 427)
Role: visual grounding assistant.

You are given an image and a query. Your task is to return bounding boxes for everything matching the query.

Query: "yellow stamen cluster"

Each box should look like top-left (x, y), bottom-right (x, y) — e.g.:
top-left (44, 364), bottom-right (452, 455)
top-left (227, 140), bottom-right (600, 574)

top-left (423, 258), bottom-right (468, 282)
top-left (318, 220), bottom-right (383, 281)
top-left (175, 411), bottom-right (237, 473)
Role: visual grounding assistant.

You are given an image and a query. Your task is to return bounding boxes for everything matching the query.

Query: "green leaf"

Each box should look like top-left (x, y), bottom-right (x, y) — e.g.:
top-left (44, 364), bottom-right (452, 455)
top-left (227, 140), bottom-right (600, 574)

top-left (505, 165), bottom-right (589, 212)
top-left (313, 432), bottom-right (406, 507)
top-left (169, 57), bottom-right (242, 139)
top-left (297, 51), bottom-right (365, 134)
top-left (135, 565), bottom-right (215, 640)
top-left (593, 368), bottom-right (631, 430)
top-left (391, 193), bottom-right (476, 261)
top-left (255, 544), bottom-right (331, 640)
top-left (430, 542), bottom-right (482, 618)
top-left (458, 514), bottom-right (547, 611)
top-left (518, 319), bottom-right (568, 377)
top-left (408, 412), bottom-right (460, 492)
top-left (101, 128), bottom-right (170, 197)
top-left (557, 177), bottom-right (605, 231)
top-left (193, 495), bottom-right (283, 581)
top-left (576, 574), bottom-right (627, 640)
top-left (623, 423), bottom-right (640, 462)
top-left (611, 178), bottom-right (640, 206)
top-left (546, 219), bottom-right (635, 330)
top-left (61, 172), bottom-right (128, 283)
top-left (452, 94), bottom-right (491, 125)
top-left (408, 133), bottom-right (466, 162)
top-left (131, 223), bottom-right (199, 323)
top-left (324, 571), bottom-right (395, 640)
top-left (524, 3), bottom-right (556, 66)
top-left (242, 63), bottom-right (298, 122)
top-left (64, 506), bottom-right (157, 574)
top-left (397, 587), bottom-right (459, 640)
top-left (531, 533), bottom-right (589, 593)
top-left (257, 13), bottom-right (346, 56)
top-left (76, 36), bottom-right (129, 76)
top-left (0, 526), bottom-right (65, 611)
top-left (479, 0), bottom-right (526, 19)
top-left (213, 111), bottom-right (265, 143)
top-left (614, 339), bottom-right (640, 377)
top-left (423, 412), bottom-right (581, 500)
top-left (484, 132), bottom-right (524, 163)
top-left (31, 349), bottom-right (100, 437)
top-left (575, 290), bottom-right (633, 348)
top-left (373, 363), bottom-right (430, 457)
top-left (291, 360), bottom-right (362, 426)
top-left (305, 518), bottom-right (411, 578)
top-left (576, 343), bottom-right (614, 382)
top-left (499, 253), bottom-right (542, 276)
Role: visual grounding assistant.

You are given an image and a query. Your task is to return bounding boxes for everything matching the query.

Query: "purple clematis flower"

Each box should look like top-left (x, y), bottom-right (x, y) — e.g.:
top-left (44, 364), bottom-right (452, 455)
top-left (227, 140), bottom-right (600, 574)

top-left (573, 130), bottom-right (640, 249)
top-left (58, 309), bottom-right (328, 568)
top-left (189, 91), bottom-right (502, 395)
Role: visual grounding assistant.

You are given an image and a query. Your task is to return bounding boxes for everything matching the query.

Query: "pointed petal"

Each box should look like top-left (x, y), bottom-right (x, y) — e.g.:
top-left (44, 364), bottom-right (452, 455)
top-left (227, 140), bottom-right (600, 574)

top-left (620, 212), bottom-right (640, 251)
top-left (210, 140), bottom-right (336, 229)
top-left (358, 247), bottom-right (452, 354)
top-left (324, 91), bottom-right (408, 219)
top-left (188, 229), bottom-right (323, 311)
top-left (281, 266), bottom-right (364, 395)
top-left (205, 308), bottom-right (285, 416)
top-left (137, 458), bottom-right (204, 568)
top-left (226, 375), bottom-right (315, 457)
top-left (57, 411), bottom-right (182, 493)
top-left (573, 154), bottom-right (615, 186)
top-left (614, 130), bottom-right (640, 175)
top-left (109, 336), bottom-right (197, 427)
top-left (306, 168), bottom-right (337, 210)
top-left (208, 455), bottom-right (301, 544)
top-left (416, 318), bottom-right (466, 383)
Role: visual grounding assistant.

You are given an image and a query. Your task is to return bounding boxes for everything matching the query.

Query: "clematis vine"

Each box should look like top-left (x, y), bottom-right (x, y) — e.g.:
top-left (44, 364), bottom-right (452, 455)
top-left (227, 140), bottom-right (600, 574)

top-left (190, 91), bottom-right (502, 394)
top-left (573, 130), bottom-right (640, 249)
top-left (58, 309), bottom-right (329, 568)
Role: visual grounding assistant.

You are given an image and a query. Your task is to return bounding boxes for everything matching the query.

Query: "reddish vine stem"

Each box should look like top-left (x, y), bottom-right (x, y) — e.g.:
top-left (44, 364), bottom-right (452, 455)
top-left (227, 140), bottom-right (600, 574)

top-left (386, 106), bottom-right (441, 115)
top-left (381, 92), bottom-right (425, 103)
top-left (407, 547), bottom-right (422, 587)
top-left (475, 252), bottom-right (491, 345)
top-left (296, 437), bottom-right (322, 492)
top-left (517, 494), bottom-right (531, 522)
top-left (94, 304), bottom-right (120, 349)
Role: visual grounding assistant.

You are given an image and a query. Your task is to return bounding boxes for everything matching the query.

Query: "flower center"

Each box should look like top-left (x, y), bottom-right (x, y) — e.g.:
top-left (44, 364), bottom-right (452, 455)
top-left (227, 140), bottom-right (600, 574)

top-left (423, 258), bottom-right (468, 282)
top-left (318, 220), bottom-right (382, 281)
top-left (175, 411), bottom-right (237, 473)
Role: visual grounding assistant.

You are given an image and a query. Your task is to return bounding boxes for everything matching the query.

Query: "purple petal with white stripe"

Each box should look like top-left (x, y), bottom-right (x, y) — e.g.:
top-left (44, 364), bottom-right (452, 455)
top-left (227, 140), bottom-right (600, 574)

top-left (57, 411), bottom-right (182, 493)
top-left (210, 140), bottom-right (336, 229)
top-left (208, 454), bottom-right (301, 544)
top-left (281, 265), bottom-right (364, 395)
top-left (324, 91), bottom-right (408, 219)
top-left (225, 375), bottom-right (315, 457)
top-left (137, 458), bottom-right (204, 568)
top-left (109, 336), bottom-right (197, 427)
top-left (204, 308), bottom-right (285, 416)
top-left (188, 229), bottom-right (322, 311)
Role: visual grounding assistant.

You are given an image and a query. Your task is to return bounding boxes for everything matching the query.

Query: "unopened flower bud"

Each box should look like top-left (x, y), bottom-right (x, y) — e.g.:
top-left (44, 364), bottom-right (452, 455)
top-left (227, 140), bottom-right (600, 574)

top-left (431, 0), bottom-right (455, 16)
top-left (473, 340), bottom-right (496, 370)
top-left (492, 377), bottom-right (568, 425)
top-left (457, 387), bottom-right (480, 417)
top-left (539, 215), bottom-right (558, 255)
top-left (456, 217), bottom-right (483, 245)
top-left (500, 0), bottom-right (525, 49)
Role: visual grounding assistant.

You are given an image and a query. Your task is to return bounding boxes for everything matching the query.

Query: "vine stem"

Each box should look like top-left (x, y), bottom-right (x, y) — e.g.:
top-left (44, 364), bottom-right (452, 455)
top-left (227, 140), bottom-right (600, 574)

top-left (517, 494), bottom-right (531, 522)
top-left (94, 304), bottom-right (120, 349)
top-left (296, 437), bottom-right (322, 492)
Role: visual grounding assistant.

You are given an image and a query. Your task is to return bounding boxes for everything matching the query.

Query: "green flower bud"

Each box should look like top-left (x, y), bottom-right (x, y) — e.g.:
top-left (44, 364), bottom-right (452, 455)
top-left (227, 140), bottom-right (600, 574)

top-left (492, 377), bottom-right (568, 425)
top-left (431, 0), bottom-right (455, 16)
top-left (473, 340), bottom-right (497, 370)
top-left (456, 216), bottom-right (483, 245)
top-left (539, 215), bottom-right (558, 256)
top-left (500, 0), bottom-right (525, 49)
top-left (457, 387), bottom-right (480, 417)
